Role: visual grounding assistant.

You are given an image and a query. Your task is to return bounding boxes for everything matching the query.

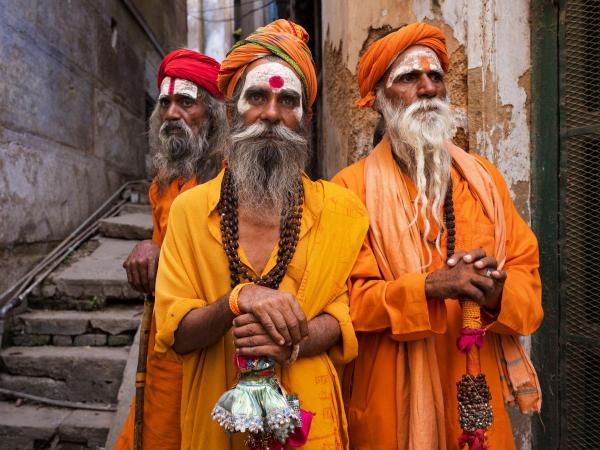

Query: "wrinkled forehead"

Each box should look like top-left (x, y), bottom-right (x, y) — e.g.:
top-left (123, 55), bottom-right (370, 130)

top-left (388, 45), bottom-right (443, 77)
top-left (159, 76), bottom-right (198, 100)
top-left (242, 61), bottom-right (303, 97)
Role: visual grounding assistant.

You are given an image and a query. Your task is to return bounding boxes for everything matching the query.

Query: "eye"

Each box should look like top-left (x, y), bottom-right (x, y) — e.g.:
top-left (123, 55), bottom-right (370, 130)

top-left (248, 92), bottom-right (266, 104)
top-left (429, 72), bottom-right (444, 82)
top-left (180, 97), bottom-right (194, 108)
top-left (159, 98), bottom-right (170, 108)
top-left (398, 72), bottom-right (418, 83)
top-left (280, 95), bottom-right (296, 107)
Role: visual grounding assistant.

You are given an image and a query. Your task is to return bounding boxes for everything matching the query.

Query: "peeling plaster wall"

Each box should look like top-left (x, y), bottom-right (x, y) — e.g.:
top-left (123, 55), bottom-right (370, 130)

top-left (321, 0), bottom-right (532, 223)
top-left (321, 1), bottom-right (533, 448)
top-left (0, 0), bottom-right (187, 292)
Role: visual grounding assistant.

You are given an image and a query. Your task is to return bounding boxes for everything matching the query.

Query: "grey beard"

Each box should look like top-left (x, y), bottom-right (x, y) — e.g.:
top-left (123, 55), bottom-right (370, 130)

top-left (226, 120), bottom-right (309, 214)
top-left (379, 93), bottom-right (454, 264)
top-left (150, 118), bottom-right (210, 190)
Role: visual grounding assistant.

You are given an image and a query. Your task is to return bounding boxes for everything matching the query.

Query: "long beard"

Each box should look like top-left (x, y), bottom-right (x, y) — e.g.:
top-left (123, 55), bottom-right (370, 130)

top-left (226, 119), bottom-right (309, 216)
top-left (150, 114), bottom-right (210, 190)
top-left (379, 94), bottom-right (454, 265)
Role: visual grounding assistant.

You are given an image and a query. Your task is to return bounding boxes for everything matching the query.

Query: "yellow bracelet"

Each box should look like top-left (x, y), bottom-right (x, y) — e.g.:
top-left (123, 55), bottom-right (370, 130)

top-left (229, 283), bottom-right (252, 316)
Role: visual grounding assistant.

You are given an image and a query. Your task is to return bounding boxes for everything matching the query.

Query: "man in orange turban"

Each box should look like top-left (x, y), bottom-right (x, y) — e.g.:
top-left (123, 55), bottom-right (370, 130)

top-left (115, 49), bottom-right (228, 450)
top-left (333, 23), bottom-right (543, 449)
top-left (153, 20), bottom-right (367, 450)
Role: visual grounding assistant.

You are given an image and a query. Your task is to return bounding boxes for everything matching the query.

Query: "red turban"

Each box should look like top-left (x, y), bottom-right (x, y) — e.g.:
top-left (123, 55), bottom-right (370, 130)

top-left (356, 22), bottom-right (449, 108)
top-left (157, 49), bottom-right (223, 100)
top-left (218, 19), bottom-right (317, 107)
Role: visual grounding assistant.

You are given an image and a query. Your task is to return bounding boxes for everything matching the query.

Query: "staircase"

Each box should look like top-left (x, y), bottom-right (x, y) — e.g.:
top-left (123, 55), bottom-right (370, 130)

top-left (0, 193), bottom-right (152, 449)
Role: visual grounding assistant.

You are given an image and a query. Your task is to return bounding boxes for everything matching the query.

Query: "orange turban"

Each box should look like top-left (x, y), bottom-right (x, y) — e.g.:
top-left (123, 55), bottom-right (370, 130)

top-left (356, 22), bottom-right (449, 108)
top-left (218, 19), bottom-right (317, 107)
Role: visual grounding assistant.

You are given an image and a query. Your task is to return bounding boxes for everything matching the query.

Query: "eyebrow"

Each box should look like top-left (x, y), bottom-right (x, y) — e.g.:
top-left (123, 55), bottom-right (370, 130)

top-left (244, 86), bottom-right (270, 98)
top-left (278, 89), bottom-right (301, 101)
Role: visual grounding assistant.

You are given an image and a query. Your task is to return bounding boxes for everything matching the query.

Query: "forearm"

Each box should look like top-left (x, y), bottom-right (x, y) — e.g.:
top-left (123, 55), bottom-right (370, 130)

top-left (172, 294), bottom-right (234, 354)
top-left (298, 313), bottom-right (340, 358)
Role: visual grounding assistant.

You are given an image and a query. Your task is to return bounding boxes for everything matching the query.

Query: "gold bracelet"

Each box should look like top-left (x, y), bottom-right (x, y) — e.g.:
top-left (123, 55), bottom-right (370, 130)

top-left (284, 344), bottom-right (300, 366)
top-left (228, 283), bottom-right (251, 316)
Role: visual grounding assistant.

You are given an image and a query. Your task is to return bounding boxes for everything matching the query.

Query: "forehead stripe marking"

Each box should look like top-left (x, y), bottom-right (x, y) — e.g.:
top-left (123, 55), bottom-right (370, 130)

top-left (421, 56), bottom-right (431, 72)
top-left (168, 78), bottom-right (175, 96)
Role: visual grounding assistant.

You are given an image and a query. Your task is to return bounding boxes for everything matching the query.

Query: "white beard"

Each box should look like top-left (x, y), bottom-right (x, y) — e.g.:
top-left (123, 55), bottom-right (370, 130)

top-left (379, 93), bottom-right (454, 266)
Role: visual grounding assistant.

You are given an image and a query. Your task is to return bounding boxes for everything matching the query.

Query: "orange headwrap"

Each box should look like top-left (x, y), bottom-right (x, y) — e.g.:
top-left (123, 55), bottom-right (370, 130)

top-left (218, 19), bottom-right (317, 107)
top-left (356, 22), bottom-right (449, 108)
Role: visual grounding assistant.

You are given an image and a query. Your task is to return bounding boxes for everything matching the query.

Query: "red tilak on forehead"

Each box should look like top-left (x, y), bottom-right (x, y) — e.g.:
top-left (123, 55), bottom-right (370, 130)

top-left (269, 75), bottom-right (284, 89)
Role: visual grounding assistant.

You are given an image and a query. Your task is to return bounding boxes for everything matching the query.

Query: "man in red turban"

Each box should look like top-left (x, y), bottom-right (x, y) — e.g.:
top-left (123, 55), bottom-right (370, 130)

top-left (115, 48), bottom-right (228, 450)
top-left (333, 23), bottom-right (542, 449)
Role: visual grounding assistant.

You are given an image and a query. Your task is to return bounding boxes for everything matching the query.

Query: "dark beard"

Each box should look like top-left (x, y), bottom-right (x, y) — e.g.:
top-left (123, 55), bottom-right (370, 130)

top-left (227, 120), bottom-right (309, 214)
top-left (150, 118), bottom-right (209, 191)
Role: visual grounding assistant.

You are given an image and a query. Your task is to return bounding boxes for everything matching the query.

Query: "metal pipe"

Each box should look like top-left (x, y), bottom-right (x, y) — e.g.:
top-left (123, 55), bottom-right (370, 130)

top-left (0, 388), bottom-right (117, 412)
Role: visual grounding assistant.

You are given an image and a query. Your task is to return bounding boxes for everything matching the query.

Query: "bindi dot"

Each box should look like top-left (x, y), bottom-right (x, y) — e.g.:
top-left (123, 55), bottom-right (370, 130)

top-left (269, 75), bottom-right (284, 89)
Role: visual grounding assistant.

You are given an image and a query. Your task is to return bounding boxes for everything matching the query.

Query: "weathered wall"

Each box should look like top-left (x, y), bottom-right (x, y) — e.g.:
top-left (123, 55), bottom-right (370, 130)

top-left (321, 0), bottom-right (532, 222)
top-left (0, 0), bottom-right (187, 291)
top-left (321, 0), bottom-right (533, 448)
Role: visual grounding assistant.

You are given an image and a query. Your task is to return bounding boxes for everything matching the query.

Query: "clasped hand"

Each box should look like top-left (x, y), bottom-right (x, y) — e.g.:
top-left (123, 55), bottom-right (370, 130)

top-left (233, 285), bottom-right (308, 364)
top-left (425, 248), bottom-right (507, 311)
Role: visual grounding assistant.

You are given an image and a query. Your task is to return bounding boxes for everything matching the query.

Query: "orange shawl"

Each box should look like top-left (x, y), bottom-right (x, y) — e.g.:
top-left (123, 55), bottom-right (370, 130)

top-left (363, 136), bottom-right (541, 447)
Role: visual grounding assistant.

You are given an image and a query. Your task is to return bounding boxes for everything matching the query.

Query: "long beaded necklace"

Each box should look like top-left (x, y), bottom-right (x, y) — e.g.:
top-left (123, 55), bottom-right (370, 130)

top-left (218, 169), bottom-right (304, 289)
top-left (444, 178), bottom-right (455, 258)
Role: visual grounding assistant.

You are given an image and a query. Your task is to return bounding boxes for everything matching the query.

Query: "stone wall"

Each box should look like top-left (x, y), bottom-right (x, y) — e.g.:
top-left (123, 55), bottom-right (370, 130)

top-left (0, 0), bottom-right (187, 292)
top-left (320, 1), bottom-right (533, 448)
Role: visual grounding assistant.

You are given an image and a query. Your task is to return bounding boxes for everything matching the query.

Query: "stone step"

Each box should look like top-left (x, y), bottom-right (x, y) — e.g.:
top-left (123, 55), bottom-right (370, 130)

top-left (11, 305), bottom-right (142, 346)
top-left (51, 238), bottom-right (143, 300)
top-left (1, 346), bottom-right (128, 404)
top-left (120, 203), bottom-right (151, 215)
top-left (98, 213), bottom-right (152, 240)
top-left (0, 400), bottom-right (112, 450)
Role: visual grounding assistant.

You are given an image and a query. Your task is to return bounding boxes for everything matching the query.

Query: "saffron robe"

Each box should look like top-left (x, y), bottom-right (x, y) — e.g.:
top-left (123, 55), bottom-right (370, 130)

top-left (332, 143), bottom-right (543, 450)
top-left (154, 170), bottom-right (369, 450)
top-left (114, 176), bottom-right (197, 450)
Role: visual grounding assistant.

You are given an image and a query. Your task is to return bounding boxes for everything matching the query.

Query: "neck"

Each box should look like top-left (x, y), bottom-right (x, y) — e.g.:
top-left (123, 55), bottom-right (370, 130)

top-left (238, 203), bottom-right (281, 227)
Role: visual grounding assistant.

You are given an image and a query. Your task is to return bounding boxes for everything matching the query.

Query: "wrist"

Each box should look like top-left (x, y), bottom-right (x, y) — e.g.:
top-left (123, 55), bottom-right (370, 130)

top-left (229, 283), bottom-right (252, 316)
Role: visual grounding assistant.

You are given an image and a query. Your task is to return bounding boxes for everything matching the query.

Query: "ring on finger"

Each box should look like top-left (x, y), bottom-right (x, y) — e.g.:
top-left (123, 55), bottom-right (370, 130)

top-left (485, 268), bottom-right (493, 277)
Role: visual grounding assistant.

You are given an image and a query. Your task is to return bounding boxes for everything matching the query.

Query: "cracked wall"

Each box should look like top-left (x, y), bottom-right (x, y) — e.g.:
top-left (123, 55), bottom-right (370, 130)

top-left (321, 1), bottom-right (533, 448)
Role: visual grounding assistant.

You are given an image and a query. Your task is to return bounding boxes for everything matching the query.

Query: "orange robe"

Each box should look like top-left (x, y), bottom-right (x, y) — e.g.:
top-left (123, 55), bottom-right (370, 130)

top-left (333, 155), bottom-right (543, 450)
top-left (114, 176), bottom-right (197, 450)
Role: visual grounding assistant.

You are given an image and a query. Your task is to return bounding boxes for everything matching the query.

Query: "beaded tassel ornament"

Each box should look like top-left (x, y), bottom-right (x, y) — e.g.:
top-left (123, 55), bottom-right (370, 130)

top-left (444, 179), bottom-right (494, 449)
top-left (211, 170), bottom-right (313, 449)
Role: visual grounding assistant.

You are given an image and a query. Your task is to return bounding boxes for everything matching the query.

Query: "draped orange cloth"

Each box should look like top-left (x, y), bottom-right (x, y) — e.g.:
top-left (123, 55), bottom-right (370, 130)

top-left (217, 19), bottom-right (317, 107)
top-left (332, 136), bottom-right (543, 450)
top-left (114, 176), bottom-right (198, 450)
top-left (356, 22), bottom-right (449, 108)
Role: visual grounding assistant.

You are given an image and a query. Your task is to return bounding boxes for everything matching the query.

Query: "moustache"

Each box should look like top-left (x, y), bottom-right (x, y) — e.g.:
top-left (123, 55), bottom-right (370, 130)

top-left (160, 120), bottom-right (191, 137)
top-left (230, 121), bottom-right (306, 146)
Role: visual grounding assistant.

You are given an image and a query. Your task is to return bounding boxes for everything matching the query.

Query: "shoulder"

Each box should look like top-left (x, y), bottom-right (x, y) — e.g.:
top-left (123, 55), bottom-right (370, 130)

top-left (317, 179), bottom-right (368, 220)
top-left (331, 159), bottom-right (366, 191)
top-left (169, 175), bottom-right (220, 222)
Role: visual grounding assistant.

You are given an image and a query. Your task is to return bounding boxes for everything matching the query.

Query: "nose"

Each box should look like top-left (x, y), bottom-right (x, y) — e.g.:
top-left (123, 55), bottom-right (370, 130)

top-left (417, 73), bottom-right (437, 99)
top-left (259, 97), bottom-right (281, 124)
top-left (164, 102), bottom-right (182, 121)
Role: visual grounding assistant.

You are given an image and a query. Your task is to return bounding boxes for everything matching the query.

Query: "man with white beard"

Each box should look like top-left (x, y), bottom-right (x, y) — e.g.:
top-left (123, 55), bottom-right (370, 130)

top-left (116, 49), bottom-right (227, 450)
top-left (333, 23), bottom-right (543, 450)
top-left (152, 20), bottom-right (368, 450)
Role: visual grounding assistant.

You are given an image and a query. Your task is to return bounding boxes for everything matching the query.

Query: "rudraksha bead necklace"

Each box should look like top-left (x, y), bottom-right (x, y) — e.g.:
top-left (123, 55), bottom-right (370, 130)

top-left (219, 169), bottom-right (304, 289)
top-left (444, 178), bottom-right (455, 258)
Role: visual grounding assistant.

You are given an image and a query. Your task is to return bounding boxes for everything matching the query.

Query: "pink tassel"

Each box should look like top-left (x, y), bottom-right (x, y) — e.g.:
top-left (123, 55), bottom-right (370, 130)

top-left (458, 429), bottom-right (486, 450)
top-left (457, 328), bottom-right (485, 353)
top-left (269, 409), bottom-right (315, 449)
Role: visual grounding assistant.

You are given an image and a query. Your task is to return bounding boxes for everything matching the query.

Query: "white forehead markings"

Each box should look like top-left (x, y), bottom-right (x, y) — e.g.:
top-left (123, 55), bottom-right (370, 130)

top-left (159, 77), bottom-right (198, 100)
top-left (237, 62), bottom-right (304, 121)
top-left (387, 45), bottom-right (443, 88)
